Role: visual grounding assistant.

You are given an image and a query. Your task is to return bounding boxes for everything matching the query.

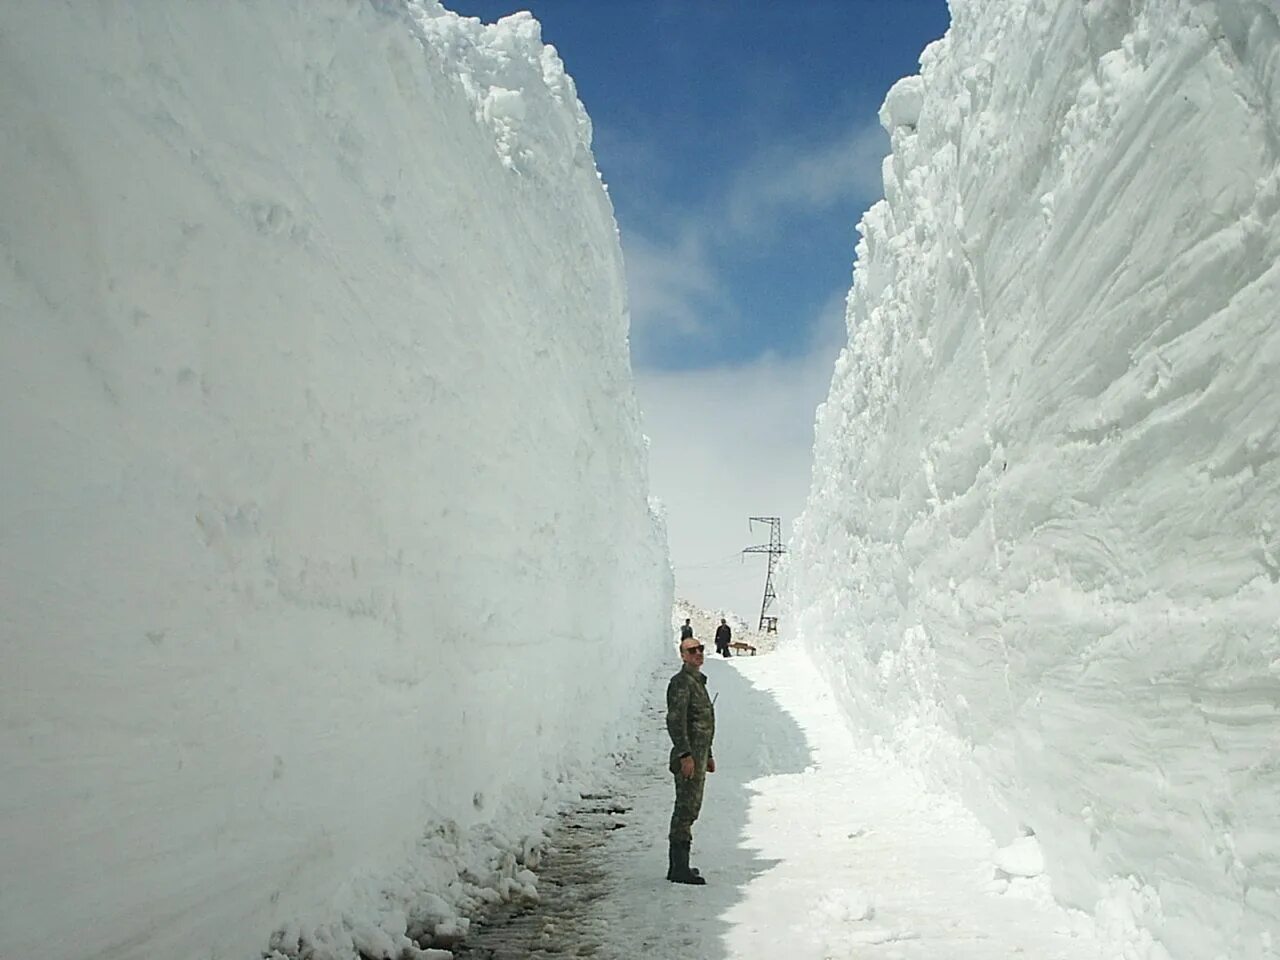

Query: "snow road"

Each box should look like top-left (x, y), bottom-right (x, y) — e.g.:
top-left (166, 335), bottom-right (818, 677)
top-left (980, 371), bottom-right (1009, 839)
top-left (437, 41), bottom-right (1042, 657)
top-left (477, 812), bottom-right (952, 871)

top-left (459, 648), bottom-right (1108, 959)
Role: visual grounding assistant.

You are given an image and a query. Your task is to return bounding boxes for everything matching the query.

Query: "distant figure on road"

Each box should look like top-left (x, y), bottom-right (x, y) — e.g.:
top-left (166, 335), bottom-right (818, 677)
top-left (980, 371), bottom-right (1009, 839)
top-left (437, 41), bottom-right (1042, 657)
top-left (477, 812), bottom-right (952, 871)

top-left (679, 618), bottom-right (694, 641)
top-left (665, 637), bottom-right (716, 885)
top-left (714, 618), bottom-right (732, 657)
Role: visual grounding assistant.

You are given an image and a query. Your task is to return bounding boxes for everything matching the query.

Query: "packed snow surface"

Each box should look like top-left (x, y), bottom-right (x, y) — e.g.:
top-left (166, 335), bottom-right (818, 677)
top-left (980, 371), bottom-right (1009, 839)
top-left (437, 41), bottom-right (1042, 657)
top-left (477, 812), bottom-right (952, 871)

top-left (455, 646), bottom-right (1113, 959)
top-left (786, 1), bottom-right (1280, 958)
top-left (0, 2), bottom-right (669, 958)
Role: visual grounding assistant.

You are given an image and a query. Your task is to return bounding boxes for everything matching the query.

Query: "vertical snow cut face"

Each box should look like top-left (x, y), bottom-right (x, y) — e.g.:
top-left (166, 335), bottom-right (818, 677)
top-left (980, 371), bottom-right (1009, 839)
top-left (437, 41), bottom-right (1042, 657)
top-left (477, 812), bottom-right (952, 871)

top-left (786, 1), bottom-right (1280, 957)
top-left (0, 2), bottom-right (671, 959)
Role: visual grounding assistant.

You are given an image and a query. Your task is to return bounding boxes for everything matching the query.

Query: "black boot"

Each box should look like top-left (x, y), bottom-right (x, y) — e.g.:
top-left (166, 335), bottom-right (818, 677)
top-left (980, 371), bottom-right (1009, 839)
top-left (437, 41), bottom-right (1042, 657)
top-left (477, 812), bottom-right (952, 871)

top-left (667, 840), bottom-right (706, 885)
top-left (667, 842), bottom-right (701, 880)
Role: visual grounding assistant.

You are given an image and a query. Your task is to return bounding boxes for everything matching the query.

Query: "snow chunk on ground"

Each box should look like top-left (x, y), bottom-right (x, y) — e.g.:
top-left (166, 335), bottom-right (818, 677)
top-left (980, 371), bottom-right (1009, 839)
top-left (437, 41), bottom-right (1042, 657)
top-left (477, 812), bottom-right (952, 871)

top-left (813, 888), bottom-right (877, 924)
top-left (995, 835), bottom-right (1046, 878)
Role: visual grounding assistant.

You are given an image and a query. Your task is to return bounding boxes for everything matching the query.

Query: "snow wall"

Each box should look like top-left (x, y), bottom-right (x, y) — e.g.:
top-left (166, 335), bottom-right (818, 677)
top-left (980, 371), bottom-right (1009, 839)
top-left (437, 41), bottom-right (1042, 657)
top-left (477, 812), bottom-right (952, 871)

top-left (785, 1), bottom-right (1280, 957)
top-left (0, 3), bottom-right (671, 959)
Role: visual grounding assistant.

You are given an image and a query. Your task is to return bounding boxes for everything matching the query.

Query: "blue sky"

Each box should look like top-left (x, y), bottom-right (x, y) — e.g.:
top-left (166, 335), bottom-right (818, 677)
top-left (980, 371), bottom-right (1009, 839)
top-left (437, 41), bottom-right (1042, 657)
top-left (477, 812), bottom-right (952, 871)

top-left (453, 0), bottom-right (950, 370)
top-left (449, 0), bottom-right (951, 622)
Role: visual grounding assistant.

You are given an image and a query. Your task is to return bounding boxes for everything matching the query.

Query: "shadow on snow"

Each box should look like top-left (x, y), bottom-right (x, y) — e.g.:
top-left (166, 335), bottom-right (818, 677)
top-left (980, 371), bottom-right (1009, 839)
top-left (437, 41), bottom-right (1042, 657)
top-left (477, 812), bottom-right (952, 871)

top-left (450, 653), bottom-right (813, 960)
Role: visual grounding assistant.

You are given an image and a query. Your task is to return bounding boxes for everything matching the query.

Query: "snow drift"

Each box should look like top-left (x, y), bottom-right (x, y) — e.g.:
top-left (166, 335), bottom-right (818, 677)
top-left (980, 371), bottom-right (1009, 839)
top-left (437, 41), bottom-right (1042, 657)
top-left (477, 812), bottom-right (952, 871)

top-left (0, 3), bottom-right (669, 958)
top-left (786, 1), bottom-right (1280, 957)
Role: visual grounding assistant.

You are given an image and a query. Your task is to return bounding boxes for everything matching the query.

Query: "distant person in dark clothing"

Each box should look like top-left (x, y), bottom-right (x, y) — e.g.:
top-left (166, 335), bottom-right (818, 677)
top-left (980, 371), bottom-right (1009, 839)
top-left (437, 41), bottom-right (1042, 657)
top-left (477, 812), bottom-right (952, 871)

top-left (680, 618), bottom-right (694, 641)
top-left (714, 618), bottom-right (732, 657)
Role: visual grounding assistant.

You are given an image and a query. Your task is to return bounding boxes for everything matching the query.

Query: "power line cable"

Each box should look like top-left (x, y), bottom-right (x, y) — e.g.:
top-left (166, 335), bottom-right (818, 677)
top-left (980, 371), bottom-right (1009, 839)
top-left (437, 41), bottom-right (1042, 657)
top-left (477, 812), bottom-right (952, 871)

top-left (673, 551), bottom-right (746, 571)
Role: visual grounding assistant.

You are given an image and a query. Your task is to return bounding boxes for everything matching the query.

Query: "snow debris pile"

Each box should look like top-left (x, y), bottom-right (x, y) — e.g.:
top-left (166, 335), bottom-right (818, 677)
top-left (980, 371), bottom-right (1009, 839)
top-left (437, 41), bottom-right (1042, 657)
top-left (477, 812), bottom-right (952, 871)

top-left (785, 1), bottom-right (1280, 958)
top-left (993, 834), bottom-right (1046, 880)
top-left (0, 2), bottom-right (669, 959)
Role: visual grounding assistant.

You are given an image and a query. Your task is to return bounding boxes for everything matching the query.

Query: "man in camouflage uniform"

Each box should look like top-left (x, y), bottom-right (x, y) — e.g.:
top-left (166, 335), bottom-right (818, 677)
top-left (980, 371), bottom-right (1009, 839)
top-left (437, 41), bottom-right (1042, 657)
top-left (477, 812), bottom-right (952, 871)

top-left (665, 636), bottom-right (716, 885)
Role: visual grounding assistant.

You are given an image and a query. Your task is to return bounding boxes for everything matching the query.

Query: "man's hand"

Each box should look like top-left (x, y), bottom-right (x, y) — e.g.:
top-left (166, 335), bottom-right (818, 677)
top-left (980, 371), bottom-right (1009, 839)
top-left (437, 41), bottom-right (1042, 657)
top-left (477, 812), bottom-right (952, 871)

top-left (707, 757), bottom-right (716, 774)
top-left (680, 755), bottom-right (695, 779)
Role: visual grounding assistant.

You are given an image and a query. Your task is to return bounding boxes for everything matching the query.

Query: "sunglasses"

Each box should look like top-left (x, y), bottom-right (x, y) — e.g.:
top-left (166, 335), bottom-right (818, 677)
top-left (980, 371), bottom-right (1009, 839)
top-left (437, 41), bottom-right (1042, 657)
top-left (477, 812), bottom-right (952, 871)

top-left (683, 645), bottom-right (705, 655)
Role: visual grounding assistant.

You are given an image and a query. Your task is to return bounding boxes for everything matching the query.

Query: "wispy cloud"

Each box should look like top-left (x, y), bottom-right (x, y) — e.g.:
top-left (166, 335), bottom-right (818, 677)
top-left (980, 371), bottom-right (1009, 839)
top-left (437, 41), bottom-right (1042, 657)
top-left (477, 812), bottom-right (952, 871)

top-left (624, 123), bottom-right (882, 617)
top-left (635, 286), bottom-right (849, 620)
top-left (622, 120), bottom-right (884, 361)
top-left (623, 230), bottom-right (725, 361)
top-left (723, 123), bottom-right (888, 238)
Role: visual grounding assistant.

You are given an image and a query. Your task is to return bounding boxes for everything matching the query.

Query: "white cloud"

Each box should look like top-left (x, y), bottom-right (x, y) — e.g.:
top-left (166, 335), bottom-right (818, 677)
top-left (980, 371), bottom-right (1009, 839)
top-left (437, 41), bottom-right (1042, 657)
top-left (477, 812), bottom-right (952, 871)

top-left (622, 121), bottom-right (883, 356)
top-left (623, 229), bottom-right (726, 360)
top-left (624, 123), bottom-right (879, 622)
top-left (723, 122), bottom-right (888, 237)
top-left (635, 288), bottom-right (848, 623)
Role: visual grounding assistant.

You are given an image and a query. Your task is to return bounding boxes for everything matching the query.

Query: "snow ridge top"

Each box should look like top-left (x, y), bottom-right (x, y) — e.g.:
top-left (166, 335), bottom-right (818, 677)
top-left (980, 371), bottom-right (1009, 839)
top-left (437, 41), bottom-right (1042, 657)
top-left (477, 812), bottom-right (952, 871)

top-left (409, 2), bottom-right (594, 173)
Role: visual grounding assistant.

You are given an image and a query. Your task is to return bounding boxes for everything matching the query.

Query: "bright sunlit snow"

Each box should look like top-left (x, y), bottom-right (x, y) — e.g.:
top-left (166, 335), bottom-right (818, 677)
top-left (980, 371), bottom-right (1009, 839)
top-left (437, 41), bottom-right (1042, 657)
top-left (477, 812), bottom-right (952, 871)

top-left (786, 1), bottom-right (1280, 958)
top-left (446, 644), bottom-right (1111, 960)
top-left (0, 3), bottom-right (668, 959)
top-left (4, 0), bottom-right (1278, 959)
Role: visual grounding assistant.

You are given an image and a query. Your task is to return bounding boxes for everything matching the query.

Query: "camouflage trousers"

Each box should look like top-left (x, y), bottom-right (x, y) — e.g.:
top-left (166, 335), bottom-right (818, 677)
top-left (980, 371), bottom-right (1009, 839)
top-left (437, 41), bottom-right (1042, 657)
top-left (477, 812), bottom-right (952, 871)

top-left (669, 766), bottom-right (706, 843)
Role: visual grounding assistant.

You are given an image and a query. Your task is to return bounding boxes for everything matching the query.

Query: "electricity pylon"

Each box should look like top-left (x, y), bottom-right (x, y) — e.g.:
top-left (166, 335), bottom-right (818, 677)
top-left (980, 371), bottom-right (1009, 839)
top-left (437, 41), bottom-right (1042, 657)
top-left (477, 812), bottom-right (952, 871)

top-left (743, 516), bottom-right (785, 633)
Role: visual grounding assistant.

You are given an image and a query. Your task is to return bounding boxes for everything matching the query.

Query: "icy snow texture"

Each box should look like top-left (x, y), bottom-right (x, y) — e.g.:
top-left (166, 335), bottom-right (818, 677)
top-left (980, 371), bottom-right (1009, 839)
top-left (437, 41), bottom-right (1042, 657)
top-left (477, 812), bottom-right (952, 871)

top-left (994, 835), bottom-right (1046, 879)
top-left (0, 3), bottom-right (669, 959)
top-left (786, 1), bottom-right (1280, 958)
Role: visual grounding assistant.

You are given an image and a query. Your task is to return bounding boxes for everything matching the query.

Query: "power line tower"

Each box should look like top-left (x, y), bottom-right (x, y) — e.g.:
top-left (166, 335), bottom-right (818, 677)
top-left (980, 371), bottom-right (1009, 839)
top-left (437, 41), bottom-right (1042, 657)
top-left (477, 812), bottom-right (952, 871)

top-left (743, 516), bottom-right (785, 633)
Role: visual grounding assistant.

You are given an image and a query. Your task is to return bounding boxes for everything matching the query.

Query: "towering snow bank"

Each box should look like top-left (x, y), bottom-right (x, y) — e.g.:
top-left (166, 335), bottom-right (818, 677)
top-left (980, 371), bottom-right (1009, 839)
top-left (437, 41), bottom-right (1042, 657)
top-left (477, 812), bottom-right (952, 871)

top-left (0, 3), bottom-right (670, 958)
top-left (787, 1), bottom-right (1280, 957)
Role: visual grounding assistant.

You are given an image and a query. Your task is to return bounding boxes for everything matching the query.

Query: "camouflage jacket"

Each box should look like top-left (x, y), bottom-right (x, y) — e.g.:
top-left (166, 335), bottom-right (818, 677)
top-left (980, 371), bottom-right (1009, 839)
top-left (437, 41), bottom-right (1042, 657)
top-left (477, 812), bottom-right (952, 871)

top-left (666, 664), bottom-right (715, 772)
